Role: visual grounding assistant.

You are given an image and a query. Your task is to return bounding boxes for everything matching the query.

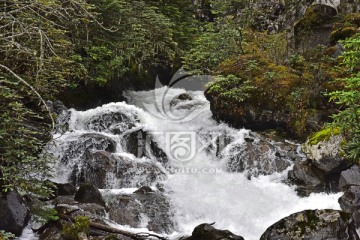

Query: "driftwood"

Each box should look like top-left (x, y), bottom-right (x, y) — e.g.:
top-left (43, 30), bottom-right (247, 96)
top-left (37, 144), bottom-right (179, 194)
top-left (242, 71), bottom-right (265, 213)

top-left (59, 213), bottom-right (169, 240)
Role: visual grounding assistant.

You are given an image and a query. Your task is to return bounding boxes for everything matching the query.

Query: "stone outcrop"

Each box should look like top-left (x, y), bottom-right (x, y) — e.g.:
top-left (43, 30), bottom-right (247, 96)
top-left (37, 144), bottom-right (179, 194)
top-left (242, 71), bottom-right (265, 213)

top-left (107, 187), bottom-right (173, 233)
top-left (338, 165), bottom-right (360, 228)
top-left (260, 209), bottom-right (359, 240)
top-left (74, 184), bottom-right (106, 207)
top-left (0, 191), bottom-right (30, 236)
top-left (183, 223), bottom-right (244, 240)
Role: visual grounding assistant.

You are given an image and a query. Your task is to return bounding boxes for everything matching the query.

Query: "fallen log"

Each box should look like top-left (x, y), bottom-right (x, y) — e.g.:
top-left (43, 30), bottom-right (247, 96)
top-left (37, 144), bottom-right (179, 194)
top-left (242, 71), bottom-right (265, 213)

top-left (59, 213), bottom-right (169, 240)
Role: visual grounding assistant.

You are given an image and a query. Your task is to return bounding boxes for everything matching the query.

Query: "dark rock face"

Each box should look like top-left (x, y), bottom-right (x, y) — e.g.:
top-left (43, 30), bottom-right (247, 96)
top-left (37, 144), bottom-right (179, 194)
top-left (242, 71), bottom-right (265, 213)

top-left (339, 165), bottom-right (360, 190)
top-left (289, 134), bottom-right (351, 196)
top-left (122, 129), bottom-right (168, 164)
top-left (225, 132), bottom-right (297, 177)
top-left (78, 150), bottom-right (165, 189)
top-left (74, 184), bottom-right (105, 207)
top-left (288, 160), bottom-right (326, 196)
top-left (84, 111), bottom-right (137, 134)
top-left (107, 188), bottom-right (173, 234)
top-left (55, 183), bottom-right (77, 196)
top-left (60, 133), bottom-right (117, 165)
top-left (338, 165), bottom-right (360, 228)
top-left (183, 223), bottom-right (244, 240)
top-left (260, 209), bottom-right (359, 240)
top-left (46, 100), bottom-right (68, 115)
top-left (0, 191), bottom-right (30, 236)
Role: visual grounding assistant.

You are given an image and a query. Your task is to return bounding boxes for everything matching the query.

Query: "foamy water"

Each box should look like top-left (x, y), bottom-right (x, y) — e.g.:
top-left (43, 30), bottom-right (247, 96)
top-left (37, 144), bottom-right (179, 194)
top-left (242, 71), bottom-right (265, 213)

top-left (45, 87), bottom-right (342, 240)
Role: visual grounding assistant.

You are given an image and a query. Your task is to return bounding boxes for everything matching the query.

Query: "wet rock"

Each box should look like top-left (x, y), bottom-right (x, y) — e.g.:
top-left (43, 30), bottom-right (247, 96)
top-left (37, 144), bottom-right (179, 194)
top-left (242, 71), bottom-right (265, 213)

top-left (183, 223), bottom-right (244, 240)
top-left (226, 133), bottom-right (295, 176)
top-left (61, 133), bottom-right (117, 165)
top-left (302, 134), bottom-right (349, 174)
top-left (79, 150), bottom-right (165, 189)
top-left (46, 100), bottom-right (67, 115)
top-left (85, 111), bottom-right (137, 134)
top-left (170, 93), bottom-right (193, 107)
top-left (288, 160), bottom-right (326, 196)
top-left (122, 129), bottom-right (168, 165)
top-left (0, 191), bottom-right (30, 236)
top-left (107, 188), bottom-right (173, 233)
top-left (55, 183), bottom-right (77, 196)
top-left (339, 165), bottom-right (360, 190)
top-left (74, 184), bottom-right (105, 207)
top-left (339, 185), bottom-right (360, 213)
top-left (260, 209), bottom-right (359, 240)
top-left (177, 93), bottom-right (193, 101)
top-left (39, 226), bottom-right (64, 240)
top-left (338, 165), bottom-right (360, 228)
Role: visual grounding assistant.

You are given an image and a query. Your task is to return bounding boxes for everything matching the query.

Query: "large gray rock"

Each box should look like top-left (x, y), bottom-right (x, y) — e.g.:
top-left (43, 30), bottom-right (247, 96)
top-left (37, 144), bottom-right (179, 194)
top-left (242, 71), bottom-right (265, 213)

top-left (74, 184), bottom-right (105, 207)
top-left (302, 134), bottom-right (348, 174)
top-left (226, 133), bottom-right (296, 177)
top-left (61, 133), bottom-right (117, 165)
top-left (79, 150), bottom-right (165, 189)
top-left (84, 111), bottom-right (137, 134)
top-left (338, 165), bottom-right (360, 228)
top-left (107, 187), bottom-right (173, 234)
top-left (260, 209), bottom-right (359, 240)
top-left (0, 191), bottom-right (30, 236)
top-left (339, 185), bottom-right (360, 213)
top-left (183, 223), bottom-right (244, 240)
top-left (339, 165), bottom-right (360, 190)
top-left (288, 160), bottom-right (326, 196)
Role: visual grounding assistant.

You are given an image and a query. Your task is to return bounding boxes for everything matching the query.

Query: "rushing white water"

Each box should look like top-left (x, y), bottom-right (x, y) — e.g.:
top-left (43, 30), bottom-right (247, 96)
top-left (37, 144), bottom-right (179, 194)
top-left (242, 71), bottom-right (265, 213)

top-left (49, 87), bottom-right (342, 240)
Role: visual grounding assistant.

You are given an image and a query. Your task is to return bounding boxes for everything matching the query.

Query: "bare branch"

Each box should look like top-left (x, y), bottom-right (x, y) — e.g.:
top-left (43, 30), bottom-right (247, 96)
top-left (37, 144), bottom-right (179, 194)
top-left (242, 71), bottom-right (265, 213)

top-left (0, 64), bottom-right (55, 129)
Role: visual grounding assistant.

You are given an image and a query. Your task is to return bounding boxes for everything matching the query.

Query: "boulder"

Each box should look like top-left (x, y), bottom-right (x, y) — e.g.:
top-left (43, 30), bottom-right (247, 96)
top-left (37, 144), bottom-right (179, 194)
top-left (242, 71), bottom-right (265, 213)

top-left (225, 133), bottom-right (296, 177)
top-left (78, 150), bottom-right (165, 189)
top-left (0, 191), bottom-right (30, 236)
top-left (260, 209), bottom-right (359, 240)
top-left (46, 100), bottom-right (67, 115)
top-left (122, 129), bottom-right (168, 164)
top-left (107, 188), bottom-right (173, 233)
top-left (60, 133), bottom-right (117, 165)
top-left (339, 165), bottom-right (360, 190)
top-left (84, 111), bottom-right (137, 134)
top-left (339, 185), bottom-right (360, 213)
top-left (74, 184), bottom-right (105, 207)
top-left (302, 133), bottom-right (348, 174)
top-left (55, 183), bottom-right (77, 196)
top-left (288, 160), bottom-right (326, 196)
top-left (183, 223), bottom-right (244, 240)
top-left (338, 165), bottom-right (360, 228)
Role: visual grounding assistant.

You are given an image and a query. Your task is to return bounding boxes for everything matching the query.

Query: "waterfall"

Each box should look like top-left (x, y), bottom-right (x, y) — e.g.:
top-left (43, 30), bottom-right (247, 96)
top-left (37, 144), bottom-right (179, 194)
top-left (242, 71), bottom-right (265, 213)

top-left (47, 87), bottom-right (341, 240)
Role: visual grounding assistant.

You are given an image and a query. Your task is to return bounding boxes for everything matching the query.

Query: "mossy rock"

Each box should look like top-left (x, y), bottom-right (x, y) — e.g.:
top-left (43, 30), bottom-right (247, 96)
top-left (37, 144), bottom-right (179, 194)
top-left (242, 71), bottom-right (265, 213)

top-left (344, 13), bottom-right (360, 27)
top-left (308, 128), bottom-right (341, 145)
top-left (330, 26), bottom-right (358, 45)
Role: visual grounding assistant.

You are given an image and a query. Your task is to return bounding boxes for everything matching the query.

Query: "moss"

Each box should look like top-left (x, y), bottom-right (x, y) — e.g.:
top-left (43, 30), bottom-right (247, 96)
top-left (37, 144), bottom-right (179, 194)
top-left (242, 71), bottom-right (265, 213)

top-left (292, 210), bottom-right (320, 236)
top-left (344, 13), bottom-right (360, 27)
top-left (309, 128), bottom-right (341, 145)
top-left (330, 27), bottom-right (358, 45)
top-left (62, 216), bottom-right (90, 240)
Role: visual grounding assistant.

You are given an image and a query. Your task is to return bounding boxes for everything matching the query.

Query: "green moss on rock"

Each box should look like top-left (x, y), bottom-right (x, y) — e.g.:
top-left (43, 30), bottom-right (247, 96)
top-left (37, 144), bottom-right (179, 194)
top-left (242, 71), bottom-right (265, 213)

top-left (309, 128), bottom-right (341, 145)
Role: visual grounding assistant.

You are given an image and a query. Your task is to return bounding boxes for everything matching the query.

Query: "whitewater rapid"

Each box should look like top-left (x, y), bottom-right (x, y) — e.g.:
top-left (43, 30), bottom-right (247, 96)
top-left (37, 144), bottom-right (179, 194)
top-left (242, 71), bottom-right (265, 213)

top-left (47, 87), bottom-right (341, 240)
